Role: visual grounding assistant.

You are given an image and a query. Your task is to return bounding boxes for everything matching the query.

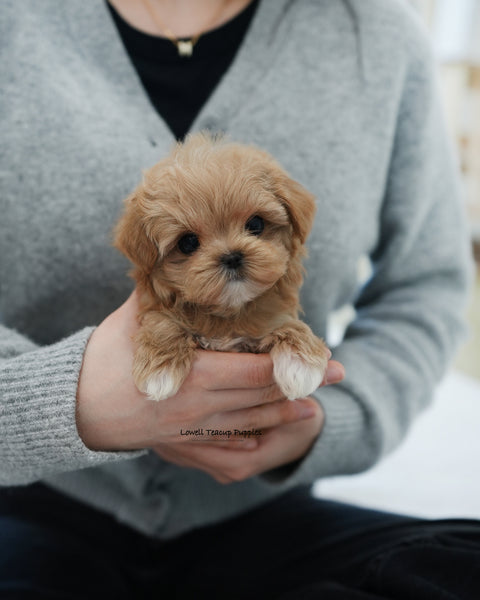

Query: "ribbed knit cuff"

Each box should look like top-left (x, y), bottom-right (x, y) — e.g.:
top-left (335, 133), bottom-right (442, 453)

top-left (0, 327), bottom-right (145, 485)
top-left (259, 384), bottom-right (375, 486)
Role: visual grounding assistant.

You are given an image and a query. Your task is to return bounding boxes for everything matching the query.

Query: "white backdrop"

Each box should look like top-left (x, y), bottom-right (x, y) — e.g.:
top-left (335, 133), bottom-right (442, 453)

top-left (315, 370), bottom-right (480, 520)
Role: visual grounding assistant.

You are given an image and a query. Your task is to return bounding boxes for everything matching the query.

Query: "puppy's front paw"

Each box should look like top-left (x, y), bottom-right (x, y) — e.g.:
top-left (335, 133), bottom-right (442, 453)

top-left (142, 369), bottom-right (182, 402)
top-left (271, 348), bottom-right (327, 401)
top-left (133, 314), bottom-right (196, 401)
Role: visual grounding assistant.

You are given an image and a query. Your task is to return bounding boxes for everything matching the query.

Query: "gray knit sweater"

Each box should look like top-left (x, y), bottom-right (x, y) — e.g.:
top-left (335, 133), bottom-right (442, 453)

top-left (0, 0), bottom-right (471, 539)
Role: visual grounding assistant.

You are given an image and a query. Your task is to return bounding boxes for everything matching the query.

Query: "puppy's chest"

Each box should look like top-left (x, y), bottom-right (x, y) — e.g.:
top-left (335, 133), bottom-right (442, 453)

top-left (193, 335), bottom-right (264, 353)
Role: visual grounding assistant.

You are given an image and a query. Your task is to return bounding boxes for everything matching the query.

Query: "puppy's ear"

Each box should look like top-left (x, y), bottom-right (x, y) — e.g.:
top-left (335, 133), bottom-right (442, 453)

top-left (272, 171), bottom-right (317, 244)
top-left (113, 191), bottom-right (158, 277)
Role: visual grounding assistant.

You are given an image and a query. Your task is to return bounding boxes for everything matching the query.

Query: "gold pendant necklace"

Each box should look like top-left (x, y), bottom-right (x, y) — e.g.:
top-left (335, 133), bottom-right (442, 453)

top-left (141, 0), bottom-right (224, 57)
top-left (176, 39), bottom-right (195, 57)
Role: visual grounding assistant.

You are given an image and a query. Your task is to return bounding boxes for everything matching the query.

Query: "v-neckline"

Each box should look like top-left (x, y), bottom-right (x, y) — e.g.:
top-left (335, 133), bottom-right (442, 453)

top-left (61, 0), bottom-right (290, 146)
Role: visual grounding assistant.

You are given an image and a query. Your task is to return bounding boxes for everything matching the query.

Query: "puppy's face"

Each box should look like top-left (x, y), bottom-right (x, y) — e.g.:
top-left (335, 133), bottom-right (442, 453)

top-left (154, 185), bottom-right (291, 311)
top-left (115, 135), bottom-right (316, 315)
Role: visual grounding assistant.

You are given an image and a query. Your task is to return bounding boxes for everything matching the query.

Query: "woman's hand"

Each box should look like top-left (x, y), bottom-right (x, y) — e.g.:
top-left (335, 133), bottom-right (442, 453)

top-left (151, 351), bottom-right (344, 483)
top-left (76, 291), bottom-right (345, 482)
top-left (151, 397), bottom-right (327, 484)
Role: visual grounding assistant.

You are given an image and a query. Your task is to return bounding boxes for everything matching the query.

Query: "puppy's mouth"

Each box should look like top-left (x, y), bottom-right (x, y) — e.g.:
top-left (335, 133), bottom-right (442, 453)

top-left (223, 269), bottom-right (244, 282)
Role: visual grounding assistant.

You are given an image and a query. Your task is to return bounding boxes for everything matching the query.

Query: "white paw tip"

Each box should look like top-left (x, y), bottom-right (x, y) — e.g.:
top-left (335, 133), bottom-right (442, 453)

top-left (272, 351), bottom-right (326, 401)
top-left (143, 370), bottom-right (179, 402)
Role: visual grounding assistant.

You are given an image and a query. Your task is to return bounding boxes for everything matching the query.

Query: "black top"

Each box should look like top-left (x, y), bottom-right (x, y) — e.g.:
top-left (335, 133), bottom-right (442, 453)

top-left (107, 1), bottom-right (259, 140)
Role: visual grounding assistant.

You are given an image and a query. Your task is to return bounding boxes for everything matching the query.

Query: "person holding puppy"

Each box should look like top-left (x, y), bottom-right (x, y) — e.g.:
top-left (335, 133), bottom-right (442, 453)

top-left (1, 0), bottom-right (478, 598)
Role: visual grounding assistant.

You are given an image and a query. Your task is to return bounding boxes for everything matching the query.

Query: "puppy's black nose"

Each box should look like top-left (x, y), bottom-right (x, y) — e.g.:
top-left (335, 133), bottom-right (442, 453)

top-left (221, 251), bottom-right (244, 271)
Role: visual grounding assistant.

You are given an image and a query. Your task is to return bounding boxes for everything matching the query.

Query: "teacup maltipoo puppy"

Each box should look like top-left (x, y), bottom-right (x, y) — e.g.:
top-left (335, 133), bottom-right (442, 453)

top-left (114, 132), bottom-right (330, 402)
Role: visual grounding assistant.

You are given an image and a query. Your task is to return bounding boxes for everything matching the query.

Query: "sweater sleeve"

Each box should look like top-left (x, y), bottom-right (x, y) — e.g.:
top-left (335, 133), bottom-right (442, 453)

top-left (0, 325), bottom-right (145, 485)
top-left (263, 20), bottom-right (473, 485)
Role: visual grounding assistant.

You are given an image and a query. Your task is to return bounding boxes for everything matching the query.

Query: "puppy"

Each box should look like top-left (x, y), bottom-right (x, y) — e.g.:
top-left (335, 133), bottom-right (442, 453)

top-left (114, 132), bottom-right (330, 402)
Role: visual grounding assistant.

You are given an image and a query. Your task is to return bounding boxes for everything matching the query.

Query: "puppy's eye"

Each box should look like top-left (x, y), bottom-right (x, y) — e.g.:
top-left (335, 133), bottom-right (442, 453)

top-left (177, 233), bottom-right (200, 255)
top-left (245, 215), bottom-right (264, 236)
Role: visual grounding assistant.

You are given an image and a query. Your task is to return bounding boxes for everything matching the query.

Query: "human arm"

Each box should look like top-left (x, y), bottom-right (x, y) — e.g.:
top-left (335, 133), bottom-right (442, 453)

top-left (256, 20), bottom-right (473, 485)
top-left (0, 322), bottom-right (148, 486)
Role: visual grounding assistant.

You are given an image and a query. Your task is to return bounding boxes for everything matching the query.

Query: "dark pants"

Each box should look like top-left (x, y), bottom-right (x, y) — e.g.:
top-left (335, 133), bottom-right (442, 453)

top-left (0, 483), bottom-right (479, 599)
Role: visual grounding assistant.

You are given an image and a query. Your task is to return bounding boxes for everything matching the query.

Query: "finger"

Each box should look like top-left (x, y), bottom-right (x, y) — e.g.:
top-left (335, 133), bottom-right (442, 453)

top-left (119, 288), bottom-right (139, 316)
top-left (198, 381), bottom-right (285, 413)
top-left (163, 440), bottom-right (259, 482)
top-left (183, 437), bottom-right (259, 450)
top-left (219, 397), bottom-right (318, 432)
top-left (321, 360), bottom-right (345, 386)
top-left (253, 407), bottom-right (324, 467)
top-left (164, 409), bottom-right (320, 481)
top-left (153, 443), bottom-right (231, 481)
top-left (113, 288), bottom-right (141, 339)
top-left (158, 397), bottom-right (313, 445)
top-left (191, 350), bottom-right (275, 391)
top-left (154, 405), bottom-right (324, 483)
top-left (153, 442), bottom-right (249, 484)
